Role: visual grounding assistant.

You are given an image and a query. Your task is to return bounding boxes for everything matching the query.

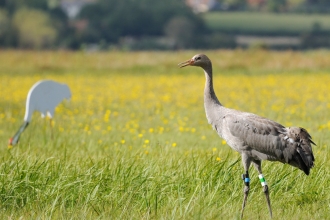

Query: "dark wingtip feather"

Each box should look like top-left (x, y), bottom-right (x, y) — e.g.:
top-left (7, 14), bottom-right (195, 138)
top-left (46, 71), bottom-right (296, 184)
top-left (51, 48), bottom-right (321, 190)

top-left (292, 153), bottom-right (310, 175)
top-left (286, 127), bottom-right (315, 175)
top-left (304, 169), bottom-right (310, 176)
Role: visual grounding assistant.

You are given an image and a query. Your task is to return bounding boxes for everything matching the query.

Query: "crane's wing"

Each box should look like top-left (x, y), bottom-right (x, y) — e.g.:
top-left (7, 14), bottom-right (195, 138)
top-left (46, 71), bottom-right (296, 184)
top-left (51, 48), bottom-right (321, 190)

top-left (222, 112), bottom-right (315, 175)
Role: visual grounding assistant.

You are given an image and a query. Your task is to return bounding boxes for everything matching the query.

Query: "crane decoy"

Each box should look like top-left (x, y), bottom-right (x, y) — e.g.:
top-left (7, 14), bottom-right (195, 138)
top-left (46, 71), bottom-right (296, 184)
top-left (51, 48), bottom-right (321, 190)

top-left (178, 54), bottom-right (315, 218)
top-left (9, 80), bottom-right (71, 146)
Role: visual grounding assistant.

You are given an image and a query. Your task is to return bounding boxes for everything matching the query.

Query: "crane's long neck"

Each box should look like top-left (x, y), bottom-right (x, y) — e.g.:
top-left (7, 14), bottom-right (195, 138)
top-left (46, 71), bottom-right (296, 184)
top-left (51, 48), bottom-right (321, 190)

top-left (203, 65), bottom-right (224, 125)
top-left (203, 65), bottom-right (221, 106)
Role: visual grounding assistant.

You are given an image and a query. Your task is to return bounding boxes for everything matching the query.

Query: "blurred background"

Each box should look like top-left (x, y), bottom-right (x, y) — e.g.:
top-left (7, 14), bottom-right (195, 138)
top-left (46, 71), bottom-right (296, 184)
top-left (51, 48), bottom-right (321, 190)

top-left (0, 0), bottom-right (329, 51)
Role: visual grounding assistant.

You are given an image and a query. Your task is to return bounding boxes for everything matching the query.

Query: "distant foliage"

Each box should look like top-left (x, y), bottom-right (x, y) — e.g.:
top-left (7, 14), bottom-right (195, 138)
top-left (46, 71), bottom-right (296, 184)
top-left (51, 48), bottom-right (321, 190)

top-left (0, 0), bottom-right (330, 49)
top-left (0, 9), bottom-right (10, 46)
top-left (0, 0), bottom-right (70, 49)
top-left (164, 17), bottom-right (196, 49)
top-left (13, 8), bottom-right (57, 49)
top-left (219, 0), bottom-right (247, 10)
top-left (78, 0), bottom-right (206, 48)
top-left (267, 0), bottom-right (288, 12)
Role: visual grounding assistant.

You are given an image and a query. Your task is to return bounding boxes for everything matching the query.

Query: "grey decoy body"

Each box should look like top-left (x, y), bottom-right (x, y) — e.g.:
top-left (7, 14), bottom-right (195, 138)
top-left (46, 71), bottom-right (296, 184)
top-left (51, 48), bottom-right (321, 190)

top-left (178, 54), bottom-right (315, 218)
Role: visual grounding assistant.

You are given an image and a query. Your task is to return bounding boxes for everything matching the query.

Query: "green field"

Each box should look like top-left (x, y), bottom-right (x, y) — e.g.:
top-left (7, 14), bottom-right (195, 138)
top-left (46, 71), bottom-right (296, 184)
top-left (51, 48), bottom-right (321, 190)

top-left (0, 50), bottom-right (329, 219)
top-left (204, 12), bottom-right (330, 35)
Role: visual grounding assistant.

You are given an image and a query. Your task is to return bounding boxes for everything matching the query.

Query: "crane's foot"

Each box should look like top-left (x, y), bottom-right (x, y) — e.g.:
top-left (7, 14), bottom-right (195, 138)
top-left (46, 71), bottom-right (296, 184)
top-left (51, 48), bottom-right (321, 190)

top-left (263, 185), bottom-right (272, 218)
top-left (259, 174), bottom-right (272, 218)
top-left (241, 172), bottom-right (250, 219)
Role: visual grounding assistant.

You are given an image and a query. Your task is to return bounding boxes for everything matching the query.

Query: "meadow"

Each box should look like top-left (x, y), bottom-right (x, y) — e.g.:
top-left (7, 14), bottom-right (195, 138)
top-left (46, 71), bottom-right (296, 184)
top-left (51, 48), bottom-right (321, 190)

top-left (0, 50), bottom-right (330, 219)
top-left (204, 12), bottom-right (330, 35)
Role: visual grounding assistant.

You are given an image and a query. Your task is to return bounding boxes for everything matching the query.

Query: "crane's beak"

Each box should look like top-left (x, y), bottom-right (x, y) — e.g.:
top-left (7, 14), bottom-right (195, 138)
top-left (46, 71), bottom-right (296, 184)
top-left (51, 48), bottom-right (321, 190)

top-left (178, 59), bottom-right (194, 68)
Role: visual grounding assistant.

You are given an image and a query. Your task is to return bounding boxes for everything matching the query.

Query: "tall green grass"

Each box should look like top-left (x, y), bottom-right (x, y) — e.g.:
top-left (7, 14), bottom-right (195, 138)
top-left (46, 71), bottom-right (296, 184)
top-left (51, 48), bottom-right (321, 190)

top-left (0, 50), bottom-right (329, 219)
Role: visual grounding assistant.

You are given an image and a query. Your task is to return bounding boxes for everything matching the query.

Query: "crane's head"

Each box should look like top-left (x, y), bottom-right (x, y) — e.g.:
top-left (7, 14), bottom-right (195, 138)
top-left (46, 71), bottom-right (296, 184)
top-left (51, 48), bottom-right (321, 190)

top-left (178, 54), bottom-right (211, 69)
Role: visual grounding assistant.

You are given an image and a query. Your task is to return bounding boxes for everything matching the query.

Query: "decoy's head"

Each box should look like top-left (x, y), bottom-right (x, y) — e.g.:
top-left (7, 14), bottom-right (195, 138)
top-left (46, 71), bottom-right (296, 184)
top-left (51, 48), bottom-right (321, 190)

top-left (178, 54), bottom-right (211, 69)
top-left (8, 137), bottom-right (14, 147)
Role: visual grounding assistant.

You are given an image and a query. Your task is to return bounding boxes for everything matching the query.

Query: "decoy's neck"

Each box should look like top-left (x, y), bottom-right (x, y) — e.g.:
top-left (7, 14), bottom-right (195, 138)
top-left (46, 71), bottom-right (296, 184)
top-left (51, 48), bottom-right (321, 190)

top-left (203, 64), bottom-right (221, 106)
top-left (10, 121), bottom-right (29, 146)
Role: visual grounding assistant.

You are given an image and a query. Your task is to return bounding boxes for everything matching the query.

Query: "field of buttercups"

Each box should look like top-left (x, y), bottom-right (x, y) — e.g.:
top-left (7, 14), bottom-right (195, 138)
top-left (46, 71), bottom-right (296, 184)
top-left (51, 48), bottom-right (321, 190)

top-left (0, 50), bottom-right (329, 219)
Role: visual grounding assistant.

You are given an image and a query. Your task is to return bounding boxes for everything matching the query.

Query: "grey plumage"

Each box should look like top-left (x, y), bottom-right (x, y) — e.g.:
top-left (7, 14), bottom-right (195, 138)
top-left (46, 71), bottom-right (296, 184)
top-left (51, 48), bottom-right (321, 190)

top-left (221, 113), bottom-right (314, 175)
top-left (178, 54), bottom-right (315, 218)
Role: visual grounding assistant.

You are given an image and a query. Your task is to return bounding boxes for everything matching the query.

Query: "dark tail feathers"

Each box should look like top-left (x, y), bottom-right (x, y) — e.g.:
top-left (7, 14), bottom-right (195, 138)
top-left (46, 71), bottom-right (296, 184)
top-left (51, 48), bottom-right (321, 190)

top-left (287, 127), bottom-right (315, 175)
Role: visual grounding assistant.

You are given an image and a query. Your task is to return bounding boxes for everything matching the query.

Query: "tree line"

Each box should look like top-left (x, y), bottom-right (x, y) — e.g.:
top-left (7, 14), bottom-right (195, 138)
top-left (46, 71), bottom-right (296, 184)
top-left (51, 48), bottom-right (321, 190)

top-left (0, 0), bottom-right (329, 50)
top-left (216, 0), bottom-right (330, 13)
top-left (0, 0), bottom-right (208, 50)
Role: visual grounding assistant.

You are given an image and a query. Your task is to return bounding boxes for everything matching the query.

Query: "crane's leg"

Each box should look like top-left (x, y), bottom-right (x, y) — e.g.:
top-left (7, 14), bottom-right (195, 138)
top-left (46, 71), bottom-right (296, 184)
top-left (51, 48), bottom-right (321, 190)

top-left (241, 170), bottom-right (250, 219)
top-left (253, 160), bottom-right (272, 218)
top-left (241, 154), bottom-right (251, 219)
